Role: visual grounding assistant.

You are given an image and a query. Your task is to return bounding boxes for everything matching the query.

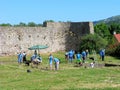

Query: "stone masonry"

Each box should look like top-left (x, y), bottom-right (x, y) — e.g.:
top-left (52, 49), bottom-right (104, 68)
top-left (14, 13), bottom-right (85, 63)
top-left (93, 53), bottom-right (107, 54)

top-left (0, 22), bottom-right (94, 56)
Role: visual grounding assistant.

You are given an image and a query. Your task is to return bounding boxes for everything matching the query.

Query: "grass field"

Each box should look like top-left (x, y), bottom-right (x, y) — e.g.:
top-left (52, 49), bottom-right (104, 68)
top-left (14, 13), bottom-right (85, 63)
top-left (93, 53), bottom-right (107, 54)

top-left (0, 51), bottom-right (120, 90)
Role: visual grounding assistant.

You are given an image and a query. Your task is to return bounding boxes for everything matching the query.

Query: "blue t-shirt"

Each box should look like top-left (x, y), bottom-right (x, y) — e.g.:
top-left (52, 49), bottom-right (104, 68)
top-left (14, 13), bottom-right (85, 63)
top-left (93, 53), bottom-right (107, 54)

top-left (100, 50), bottom-right (105, 56)
top-left (54, 58), bottom-right (59, 63)
top-left (76, 53), bottom-right (81, 60)
top-left (49, 55), bottom-right (53, 64)
top-left (18, 53), bottom-right (23, 62)
top-left (69, 51), bottom-right (73, 58)
top-left (31, 55), bottom-right (36, 61)
top-left (82, 51), bottom-right (86, 57)
top-left (101, 50), bottom-right (105, 56)
top-left (99, 50), bottom-right (102, 56)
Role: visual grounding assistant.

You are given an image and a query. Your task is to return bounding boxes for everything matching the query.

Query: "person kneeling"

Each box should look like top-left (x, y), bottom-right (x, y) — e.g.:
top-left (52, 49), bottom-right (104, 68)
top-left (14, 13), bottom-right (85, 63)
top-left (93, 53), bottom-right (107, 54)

top-left (90, 62), bottom-right (95, 68)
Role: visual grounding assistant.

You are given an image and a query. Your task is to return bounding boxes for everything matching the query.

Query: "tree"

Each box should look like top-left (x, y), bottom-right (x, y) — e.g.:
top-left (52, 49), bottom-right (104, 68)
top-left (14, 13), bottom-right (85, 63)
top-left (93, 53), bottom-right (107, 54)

top-left (108, 23), bottom-right (120, 34)
top-left (19, 22), bottom-right (26, 26)
top-left (28, 22), bottom-right (36, 27)
top-left (0, 23), bottom-right (12, 26)
top-left (14, 22), bottom-right (27, 27)
top-left (44, 20), bottom-right (54, 22)
top-left (79, 34), bottom-right (108, 53)
top-left (94, 23), bottom-right (111, 40)
top-left (37, 23), bottom-right (43, 27)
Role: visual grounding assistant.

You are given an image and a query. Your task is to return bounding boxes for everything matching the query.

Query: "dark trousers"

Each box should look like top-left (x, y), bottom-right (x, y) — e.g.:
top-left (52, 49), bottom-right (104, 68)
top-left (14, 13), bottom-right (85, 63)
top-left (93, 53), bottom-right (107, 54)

top-left (102, 56), bottom-right (104, 61)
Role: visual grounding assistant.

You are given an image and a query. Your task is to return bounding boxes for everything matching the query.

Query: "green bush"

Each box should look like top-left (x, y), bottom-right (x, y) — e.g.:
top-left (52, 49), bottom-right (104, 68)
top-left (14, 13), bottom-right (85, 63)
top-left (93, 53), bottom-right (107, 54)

top-left (106, 43), bottom-right (120, 57)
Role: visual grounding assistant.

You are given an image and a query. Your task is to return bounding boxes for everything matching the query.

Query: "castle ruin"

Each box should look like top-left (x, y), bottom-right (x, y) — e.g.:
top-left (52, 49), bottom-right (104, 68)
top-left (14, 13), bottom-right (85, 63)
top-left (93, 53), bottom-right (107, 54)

top-left (0, 22), bottom-right (94, 56)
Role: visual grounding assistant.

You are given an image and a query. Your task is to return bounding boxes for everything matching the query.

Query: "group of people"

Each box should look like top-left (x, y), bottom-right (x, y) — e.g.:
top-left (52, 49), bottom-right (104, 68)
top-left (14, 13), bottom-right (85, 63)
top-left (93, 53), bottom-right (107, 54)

top-left (31, 50), bottom-right (60, 70)
top-left (65, 50), bottom-right (89, 65)
top-left (65, 49), bottom-right (105, 68)
top-left (48, 54), bottom-right (60, 70)
top-left (17, 50), bottom-right (60, 70)
top-left (30, 50), bottom-right (42, 63)
top-left (17, 51), bottom-right (27, 64)
top-left (17, 49), bottom-right (105, 70)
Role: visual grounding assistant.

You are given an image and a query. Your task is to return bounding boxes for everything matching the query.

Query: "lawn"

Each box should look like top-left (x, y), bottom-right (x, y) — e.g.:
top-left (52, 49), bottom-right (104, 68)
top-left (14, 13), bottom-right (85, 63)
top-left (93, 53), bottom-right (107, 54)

top-left (0, 51), bottom-right (120, 90)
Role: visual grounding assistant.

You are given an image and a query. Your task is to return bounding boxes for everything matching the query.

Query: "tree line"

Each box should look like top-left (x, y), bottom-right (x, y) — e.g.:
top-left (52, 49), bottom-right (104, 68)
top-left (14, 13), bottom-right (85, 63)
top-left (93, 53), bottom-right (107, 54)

top-left (0, 20), bottom-right (55, 27)
top-left (0, 22), bottom-right (42, 27)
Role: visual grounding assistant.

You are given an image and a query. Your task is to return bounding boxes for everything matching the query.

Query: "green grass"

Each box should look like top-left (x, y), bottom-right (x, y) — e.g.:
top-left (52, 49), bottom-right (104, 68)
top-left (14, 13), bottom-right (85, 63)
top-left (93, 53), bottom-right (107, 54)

top-left (0, 51), bottom-right (120, 90)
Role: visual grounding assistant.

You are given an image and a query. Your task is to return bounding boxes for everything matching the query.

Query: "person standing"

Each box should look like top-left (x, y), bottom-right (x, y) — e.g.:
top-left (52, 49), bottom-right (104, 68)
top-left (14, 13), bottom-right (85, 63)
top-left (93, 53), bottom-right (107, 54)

top-left (48, 54), bottom-right (53, 70)
top-left (101, 49), bottom-right (105, 61)
top-left (99, 50), bottom-right (102, 59)
top-left (81, 50), bottom-right (86, 63)
top-left (23, 51), bottom-right (27, 63)
top-left (76, 52), bottom-right (82, 65)
top-left (65, 51), bottom-right (69, 62)
top-left (34, 50), bottom-right (37, 59)
top-left (68, 50), bottom-right (74, 63)
top-left (86, 49), bottom-right (89, 58)
top-left (17, 52), bottom-right (23, 64)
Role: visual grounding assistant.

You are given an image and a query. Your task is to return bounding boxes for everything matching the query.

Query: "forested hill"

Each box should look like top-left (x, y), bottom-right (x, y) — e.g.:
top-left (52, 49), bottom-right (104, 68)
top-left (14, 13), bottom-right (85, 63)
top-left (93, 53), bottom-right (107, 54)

top-left (93, 15), bottom-right (120, 25)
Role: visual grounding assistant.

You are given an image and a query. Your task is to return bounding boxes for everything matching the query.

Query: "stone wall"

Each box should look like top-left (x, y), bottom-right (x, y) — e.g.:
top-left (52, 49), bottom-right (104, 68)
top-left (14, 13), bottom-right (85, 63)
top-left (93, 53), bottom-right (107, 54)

top-left (0, 22), bottom-right (94, 56)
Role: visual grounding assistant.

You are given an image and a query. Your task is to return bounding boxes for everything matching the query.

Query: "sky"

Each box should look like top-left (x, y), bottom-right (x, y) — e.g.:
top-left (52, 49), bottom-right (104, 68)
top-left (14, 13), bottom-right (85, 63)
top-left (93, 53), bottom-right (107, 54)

top-left (0, 0), bottom-right (120, 25)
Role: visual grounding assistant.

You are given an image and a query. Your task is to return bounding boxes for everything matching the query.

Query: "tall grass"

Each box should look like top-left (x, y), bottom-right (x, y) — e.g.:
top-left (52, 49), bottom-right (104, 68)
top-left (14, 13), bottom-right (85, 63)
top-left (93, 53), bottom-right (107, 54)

top-left (0, 52), bottom-right (120, 90)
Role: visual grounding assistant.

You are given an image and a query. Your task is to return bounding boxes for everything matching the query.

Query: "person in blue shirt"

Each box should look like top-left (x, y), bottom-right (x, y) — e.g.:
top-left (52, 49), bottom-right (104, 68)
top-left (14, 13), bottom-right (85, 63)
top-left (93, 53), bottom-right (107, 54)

top-left (31, 54), bottom-right (36, 61)
top-left (17, 52), bottom-right (23, 64)
top-left (54, 58), bottom-right (60, 70)
top-left (49, 54), bottom-right (53, 70)
top-left (99, 49), bottom-right (105, 61)
top-left (82, 50), bottom-right (86, 63)
top-left (30, 50), bottom-right (39, 62)
top-left (101, 49), bottom-right (105, 61)
top-left (68, 50), bottom-right (74, 63)
top-left (99, 50), bottom-right (102, 59)
top-left (76, 52), bottom-right (82, 65)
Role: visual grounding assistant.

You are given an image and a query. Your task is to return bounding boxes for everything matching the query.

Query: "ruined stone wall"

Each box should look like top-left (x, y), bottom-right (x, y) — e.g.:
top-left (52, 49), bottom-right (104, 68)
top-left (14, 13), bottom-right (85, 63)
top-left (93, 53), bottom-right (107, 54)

top-left (0, 22), bottom-right (94, 56)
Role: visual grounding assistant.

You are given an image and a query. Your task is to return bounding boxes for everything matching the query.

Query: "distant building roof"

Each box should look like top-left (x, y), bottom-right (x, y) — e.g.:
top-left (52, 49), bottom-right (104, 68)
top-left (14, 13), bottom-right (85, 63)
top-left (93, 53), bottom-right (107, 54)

top-left (114, 34), bottom-right (120, 43)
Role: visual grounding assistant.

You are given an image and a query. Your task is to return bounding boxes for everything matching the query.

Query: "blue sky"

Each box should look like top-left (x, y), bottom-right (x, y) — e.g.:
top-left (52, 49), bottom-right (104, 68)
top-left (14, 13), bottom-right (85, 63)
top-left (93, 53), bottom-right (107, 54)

top-left (0, 0), bottom-right (120, 25)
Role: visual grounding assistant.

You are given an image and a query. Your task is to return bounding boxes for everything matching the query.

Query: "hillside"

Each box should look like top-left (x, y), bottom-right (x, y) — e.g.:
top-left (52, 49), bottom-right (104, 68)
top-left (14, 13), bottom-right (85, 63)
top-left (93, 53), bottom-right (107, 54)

top-left (93, 15), bottom-right (120, 25)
